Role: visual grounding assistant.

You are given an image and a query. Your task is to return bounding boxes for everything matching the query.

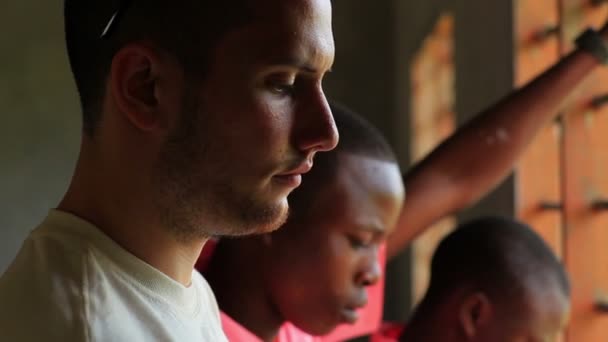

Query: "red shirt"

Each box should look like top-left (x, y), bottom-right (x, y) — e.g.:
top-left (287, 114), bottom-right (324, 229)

top-left (370, 322), bottom-right (406, 342)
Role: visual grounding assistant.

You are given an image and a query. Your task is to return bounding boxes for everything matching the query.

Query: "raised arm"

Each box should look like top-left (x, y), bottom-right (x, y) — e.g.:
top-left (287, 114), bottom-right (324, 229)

top-left (387, 23), bottom-right (608, 259)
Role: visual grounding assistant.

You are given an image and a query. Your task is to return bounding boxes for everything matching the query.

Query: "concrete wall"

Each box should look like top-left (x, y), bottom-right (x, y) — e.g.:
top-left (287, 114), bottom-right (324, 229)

top-left (0, 1), bottom-right (80, 273)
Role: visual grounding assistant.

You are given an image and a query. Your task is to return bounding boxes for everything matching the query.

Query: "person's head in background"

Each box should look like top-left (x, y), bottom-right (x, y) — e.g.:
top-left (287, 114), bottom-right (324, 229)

top-left (206, 102), bottom-right (405, 340)
top-left (401, 216), bottom-right (570, 342)
top-left (62, 0), bottom-right (338, 243)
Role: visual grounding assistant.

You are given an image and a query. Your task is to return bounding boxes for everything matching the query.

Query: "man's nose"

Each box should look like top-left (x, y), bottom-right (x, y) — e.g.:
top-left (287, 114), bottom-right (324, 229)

top-left (293, 94), bottom-right (339, 154)
top-left (357, 258), bottom-right (382, 287)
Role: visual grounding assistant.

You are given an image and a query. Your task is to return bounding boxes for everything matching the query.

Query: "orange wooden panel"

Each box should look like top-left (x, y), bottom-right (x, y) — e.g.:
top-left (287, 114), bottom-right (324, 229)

top-left (561, 72), bottom-right (608, 342)
top-left (560, 1), bottom-right (608, 340)
top-left (514, 0), bottom-right (563, 257)
top-left (515, 0), bottom-right (561, 86)
top-left (561, 0), bottom-right (608, 53)
top-left (409, 14), bottom-right (457, 305)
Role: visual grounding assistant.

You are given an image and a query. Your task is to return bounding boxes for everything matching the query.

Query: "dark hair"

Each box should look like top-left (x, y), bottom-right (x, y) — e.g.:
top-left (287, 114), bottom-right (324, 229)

top-left (326, 101), bottom-right (397, 163)
top-left (64, 0), bottom-right (250, 135)
top-left (426, 216), bottom-right (570, 308)
top-left (288, 101), bottom-right (398, 220)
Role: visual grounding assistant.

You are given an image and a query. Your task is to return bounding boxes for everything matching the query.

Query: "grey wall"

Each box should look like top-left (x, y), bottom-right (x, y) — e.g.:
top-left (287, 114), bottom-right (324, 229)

top-left (1, 1), bottom-right (80, 273)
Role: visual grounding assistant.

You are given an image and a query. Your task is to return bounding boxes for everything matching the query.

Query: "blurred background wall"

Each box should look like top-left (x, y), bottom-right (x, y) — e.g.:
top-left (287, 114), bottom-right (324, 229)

top-left (0, 1), bottom-right (80, 273)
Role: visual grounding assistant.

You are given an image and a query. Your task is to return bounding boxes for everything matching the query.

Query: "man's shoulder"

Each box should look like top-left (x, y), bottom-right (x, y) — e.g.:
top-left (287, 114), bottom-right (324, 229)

top-left (0, 233), bottom-right (90, 341)
top-left (220, 311), bottom-right (263, 342)
top-left (278, 323), bottom-right (322, 342)
top-left (0, 216), bottom-right (92, 287)
top-left (0, 214), bottom-right (95, 341)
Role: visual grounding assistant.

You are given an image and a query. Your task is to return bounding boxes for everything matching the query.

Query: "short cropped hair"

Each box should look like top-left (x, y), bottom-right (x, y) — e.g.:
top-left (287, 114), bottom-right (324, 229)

top-left (288, 102), bottom-right (398, 220)
top-left (326, 101), bottom-right (397, 164)
top-left (426, 216), bottom-right (570, 307)
top-left (64, 0), bottom-right (250, 134)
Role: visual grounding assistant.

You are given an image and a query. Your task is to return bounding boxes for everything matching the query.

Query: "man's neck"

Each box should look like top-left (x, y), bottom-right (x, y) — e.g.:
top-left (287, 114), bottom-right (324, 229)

top-left (400, 303), bottom-right (456, 342)
top-left (205, 241), bottom-right (284, 342)
top-left (58, 148), bottom-right (206, 286)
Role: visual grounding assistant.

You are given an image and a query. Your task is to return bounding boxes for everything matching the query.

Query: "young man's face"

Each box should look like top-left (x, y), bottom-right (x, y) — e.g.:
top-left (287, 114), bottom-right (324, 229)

top-left (154, 0), bottom-right (338, 238)
top-left (264, 154), bottom-right (404, 335)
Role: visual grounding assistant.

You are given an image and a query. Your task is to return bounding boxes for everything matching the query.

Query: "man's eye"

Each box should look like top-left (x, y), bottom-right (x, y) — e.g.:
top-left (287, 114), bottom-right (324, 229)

top-left (269, 83), bottom-right (295, 95)
top-left (265, 75), bottom-right (296, 96)
top-left (348, 235), bottom-right (372, 249)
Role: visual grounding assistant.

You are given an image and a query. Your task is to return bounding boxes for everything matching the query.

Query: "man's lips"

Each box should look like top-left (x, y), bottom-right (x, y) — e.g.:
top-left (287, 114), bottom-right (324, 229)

top-left (276, 160), bottom-right (313, 177)
top-left (348, 297), bottom-right (368, 311)
top-left (339, 298), bottom-right (368, 324)
top-left (339, 307), bottom-right (360, 324)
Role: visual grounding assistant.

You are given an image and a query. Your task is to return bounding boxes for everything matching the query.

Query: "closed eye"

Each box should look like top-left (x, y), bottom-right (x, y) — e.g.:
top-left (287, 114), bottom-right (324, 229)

top-left (264, 72), bottom-right (296, 97)
top-left (348, 234), bottom-right (374, 250)
top-left (267, 81), bottom-right (295, 96)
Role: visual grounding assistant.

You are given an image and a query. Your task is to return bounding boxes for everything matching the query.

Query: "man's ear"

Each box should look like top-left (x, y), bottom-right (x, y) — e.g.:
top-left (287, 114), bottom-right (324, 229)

top-left (109, 43), bottom-right (173, 132)
top-left (459, 292), bottom-right (493, 339)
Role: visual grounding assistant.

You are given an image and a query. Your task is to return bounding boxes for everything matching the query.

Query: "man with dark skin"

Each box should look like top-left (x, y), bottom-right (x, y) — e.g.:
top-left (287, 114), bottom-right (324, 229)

top-left (0, 0), bottom-right (338, 341)
top-left (397, 217), bottom-right (570, 342)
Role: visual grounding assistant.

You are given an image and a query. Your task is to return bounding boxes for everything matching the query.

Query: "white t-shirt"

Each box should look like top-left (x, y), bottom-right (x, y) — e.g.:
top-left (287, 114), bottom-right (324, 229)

top-left (0, 210), bottom-right (227, 342)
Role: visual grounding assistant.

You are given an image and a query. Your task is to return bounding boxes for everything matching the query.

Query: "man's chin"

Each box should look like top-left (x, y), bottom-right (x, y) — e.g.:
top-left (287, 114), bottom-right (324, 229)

top-left (223, 198), bottom-right (289, 236)
top-left (249, 202), bottom-right (289, 235)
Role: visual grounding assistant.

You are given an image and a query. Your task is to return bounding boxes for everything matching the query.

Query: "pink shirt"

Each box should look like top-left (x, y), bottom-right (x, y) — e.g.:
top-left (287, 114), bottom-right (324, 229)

top-left (221, 311), bottom-right (321, 342)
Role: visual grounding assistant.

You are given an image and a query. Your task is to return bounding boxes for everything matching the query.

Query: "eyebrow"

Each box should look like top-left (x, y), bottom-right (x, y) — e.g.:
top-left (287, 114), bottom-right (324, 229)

top-left (263, 56), bottom-right (334, 74)
top-left (268, 62), bottom-right (321, 74)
